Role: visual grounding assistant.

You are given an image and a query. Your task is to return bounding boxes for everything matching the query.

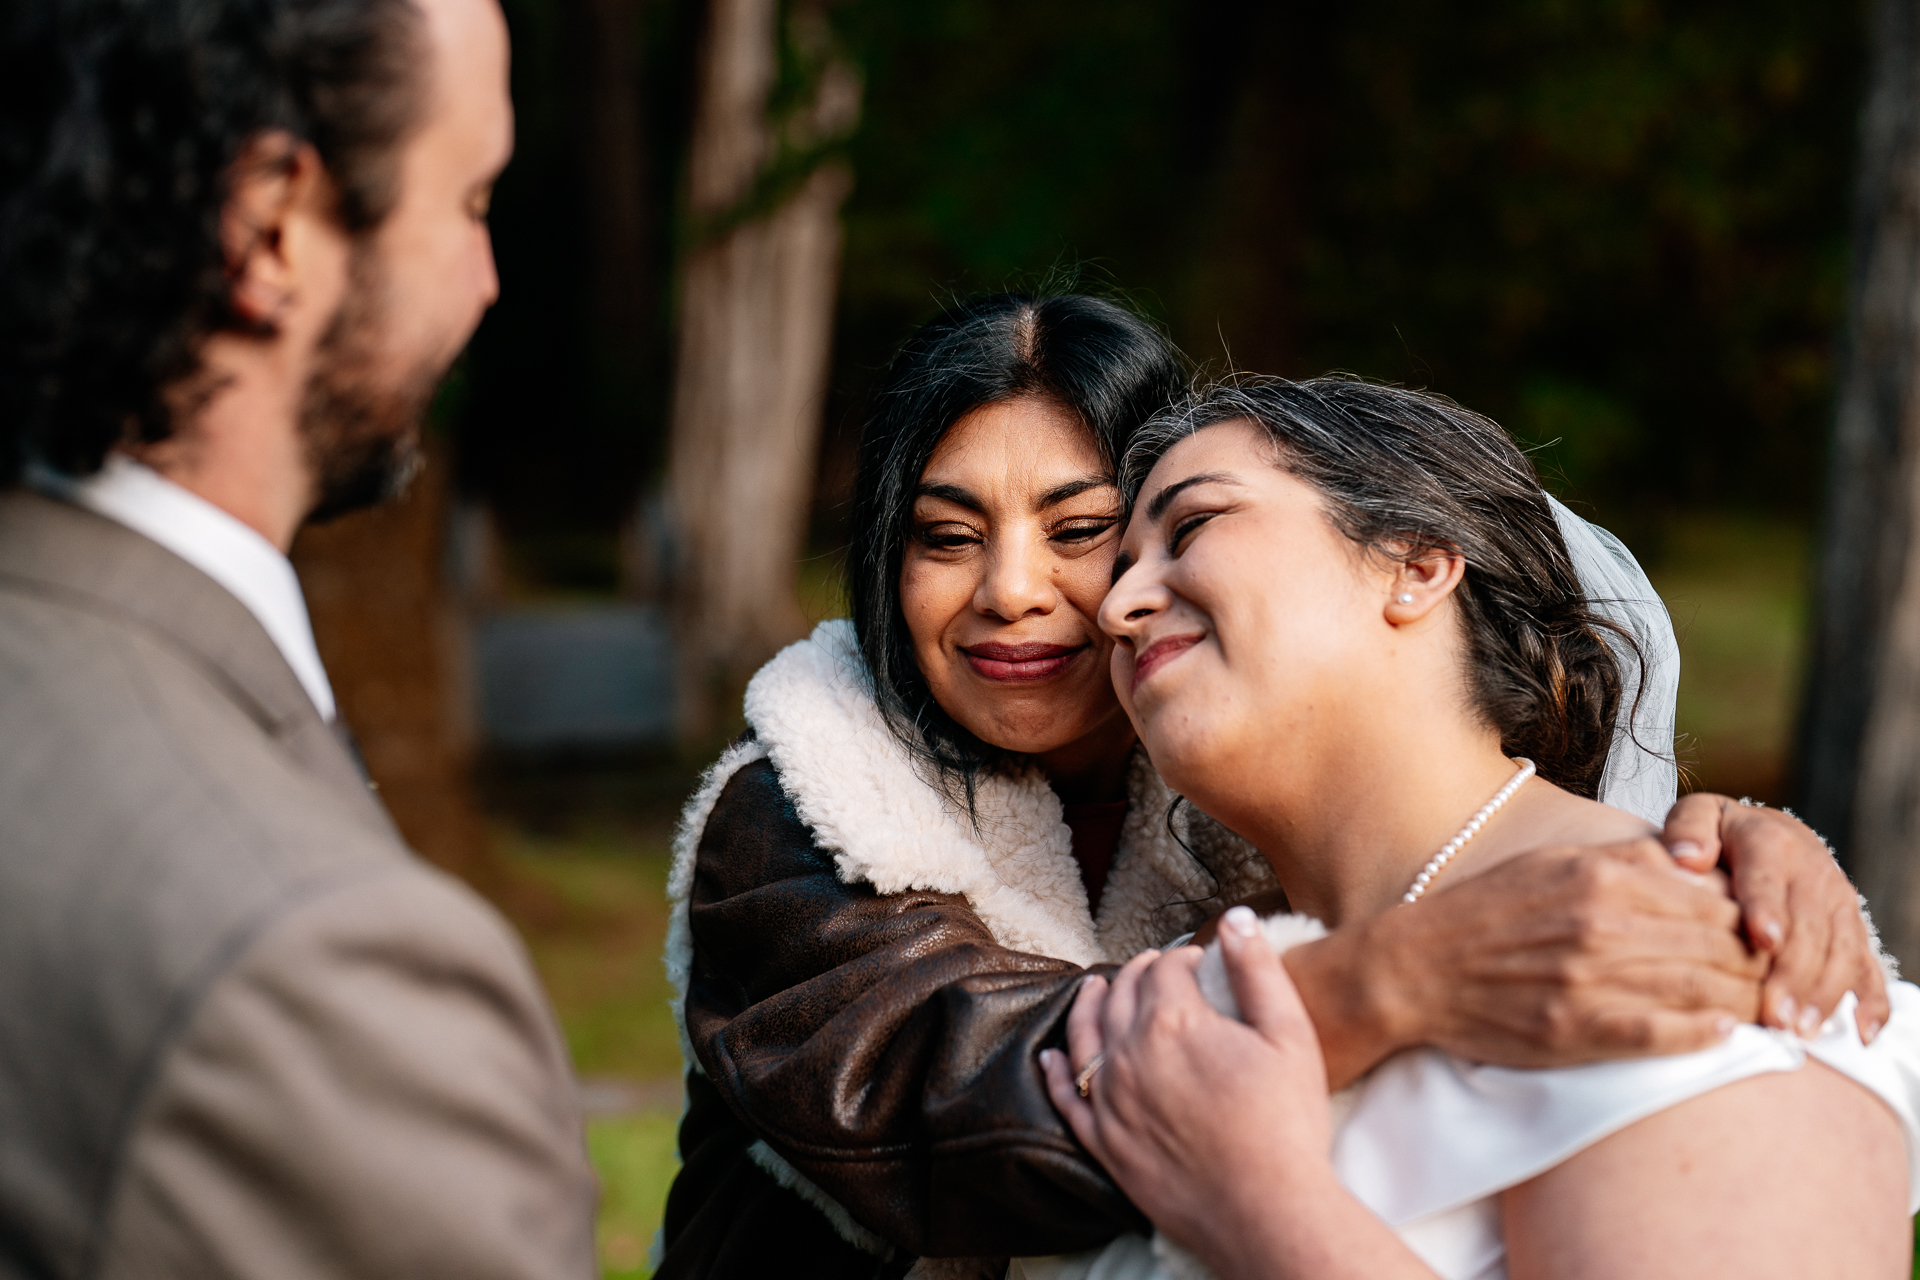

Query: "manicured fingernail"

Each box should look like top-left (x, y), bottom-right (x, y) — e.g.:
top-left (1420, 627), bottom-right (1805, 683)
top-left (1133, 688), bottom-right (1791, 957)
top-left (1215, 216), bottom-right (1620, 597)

top-left (1863, 1019), bottom-right (1882, 1044)
top-left (1773, 993), bottom-right (1797, 1029)
top-left (1669, 840), bottom-right (1703, 860)
top-left (1713, 1015), bottom-right (1737, 1040)
top-left (1224, 905), bottom-right (1260, 937)
top-left (1797, 1005), bottom-right (1823, 1038)
top-left (1761, 919), bottom-right (1784, 948)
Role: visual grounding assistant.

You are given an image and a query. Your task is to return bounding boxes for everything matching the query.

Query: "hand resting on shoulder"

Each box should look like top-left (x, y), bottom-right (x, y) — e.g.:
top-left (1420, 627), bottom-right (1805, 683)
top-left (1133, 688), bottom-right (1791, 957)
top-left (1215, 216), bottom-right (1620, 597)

top-left (1210, 792), bottom-right (1885, 1089)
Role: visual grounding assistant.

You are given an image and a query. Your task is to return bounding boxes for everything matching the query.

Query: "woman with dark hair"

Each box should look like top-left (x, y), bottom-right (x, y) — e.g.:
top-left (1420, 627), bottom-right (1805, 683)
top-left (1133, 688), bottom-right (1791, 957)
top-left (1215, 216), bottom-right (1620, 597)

top-left (1036, 377), bottom-right (1920, 1280)
top-left (656, 300), bottom-right (1885, 1280)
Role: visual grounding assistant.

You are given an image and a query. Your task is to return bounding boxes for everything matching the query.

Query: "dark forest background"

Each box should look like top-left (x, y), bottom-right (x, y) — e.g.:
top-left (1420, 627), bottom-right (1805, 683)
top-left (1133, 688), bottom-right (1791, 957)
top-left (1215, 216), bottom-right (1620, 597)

top-left (457, 0), bottom-right (1862, 571)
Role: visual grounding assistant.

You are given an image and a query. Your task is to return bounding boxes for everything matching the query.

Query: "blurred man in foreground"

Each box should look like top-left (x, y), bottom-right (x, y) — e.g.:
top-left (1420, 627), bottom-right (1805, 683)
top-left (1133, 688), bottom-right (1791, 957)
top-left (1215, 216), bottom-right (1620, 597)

top-left (0, 0), bottom-right (597, 1274)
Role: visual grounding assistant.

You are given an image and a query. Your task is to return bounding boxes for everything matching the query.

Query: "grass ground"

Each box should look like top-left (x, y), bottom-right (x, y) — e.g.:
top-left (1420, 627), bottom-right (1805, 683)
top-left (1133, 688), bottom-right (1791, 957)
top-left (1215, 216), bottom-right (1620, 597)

top-left (590, 1111), bottom-right (681, 1277)
top-left (494, 826), bottom-right (679, 1079)
top-left (483, 815), bottom-right (686, 1278)
top-left (479, 512), bottom-right (1851, 1278)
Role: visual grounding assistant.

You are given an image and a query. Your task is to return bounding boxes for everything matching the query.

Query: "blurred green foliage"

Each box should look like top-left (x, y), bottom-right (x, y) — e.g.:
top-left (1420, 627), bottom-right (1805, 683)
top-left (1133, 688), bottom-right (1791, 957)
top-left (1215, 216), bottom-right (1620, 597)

top-left (1648, 514), bottom-right (1811, 802)
top-left (459, 0), bottom-right (1864, 552)
top-left (830, 0), bottom-right (1861, 521)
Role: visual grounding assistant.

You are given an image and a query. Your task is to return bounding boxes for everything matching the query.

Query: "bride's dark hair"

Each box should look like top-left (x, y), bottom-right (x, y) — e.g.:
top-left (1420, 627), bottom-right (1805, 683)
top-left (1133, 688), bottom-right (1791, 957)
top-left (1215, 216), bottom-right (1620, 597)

top-left (849, 291), bottom-right (1187, 808)
top-left (1121, 375), bottom-right (1637, 799)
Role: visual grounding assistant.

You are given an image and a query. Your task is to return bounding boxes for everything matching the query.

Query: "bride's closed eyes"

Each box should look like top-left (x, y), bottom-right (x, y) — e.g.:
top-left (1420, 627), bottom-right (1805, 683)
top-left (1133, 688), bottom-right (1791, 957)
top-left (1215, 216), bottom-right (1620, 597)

top-left (1167, 509), bottom-right (1219, 555)
top-left (1126, 474), bottom-right (1248, 563)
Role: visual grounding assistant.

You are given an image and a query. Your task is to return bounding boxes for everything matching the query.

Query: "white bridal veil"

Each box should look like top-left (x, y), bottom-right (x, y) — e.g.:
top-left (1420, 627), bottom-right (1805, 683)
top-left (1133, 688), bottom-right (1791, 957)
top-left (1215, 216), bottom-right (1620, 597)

top-left (1546, 496), bottom-right (1680, 825)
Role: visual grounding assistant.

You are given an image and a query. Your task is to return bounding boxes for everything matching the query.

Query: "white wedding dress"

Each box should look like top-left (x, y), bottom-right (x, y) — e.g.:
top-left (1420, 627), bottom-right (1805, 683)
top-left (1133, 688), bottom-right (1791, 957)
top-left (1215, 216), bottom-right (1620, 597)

top-left (1014, 499), bottom-right (1920, 1280)
top-left (1014, 937), bottom-right (1920, 1280)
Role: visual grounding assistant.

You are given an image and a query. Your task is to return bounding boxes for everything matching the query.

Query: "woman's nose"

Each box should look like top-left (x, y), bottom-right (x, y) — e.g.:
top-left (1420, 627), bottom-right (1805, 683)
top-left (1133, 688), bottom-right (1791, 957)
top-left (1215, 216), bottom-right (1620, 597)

top-left (975, 541), bottom-right (1055, 620)
top-left (1098, 564), bottom-right (1158, 638)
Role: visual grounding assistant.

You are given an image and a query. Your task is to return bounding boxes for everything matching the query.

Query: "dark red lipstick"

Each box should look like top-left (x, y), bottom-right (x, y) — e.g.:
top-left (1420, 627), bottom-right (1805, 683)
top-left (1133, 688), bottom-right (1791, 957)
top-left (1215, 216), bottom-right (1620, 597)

top-left (961, 641), bottom-right (1086, 682)
top-left (1131, 633), bottom-right (1202, 690)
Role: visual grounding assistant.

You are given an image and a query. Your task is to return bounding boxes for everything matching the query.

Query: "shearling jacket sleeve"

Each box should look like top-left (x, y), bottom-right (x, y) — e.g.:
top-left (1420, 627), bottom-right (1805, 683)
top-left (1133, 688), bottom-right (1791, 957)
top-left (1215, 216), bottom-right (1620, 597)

top-left (677, 757), bottom-right (1144, 1261)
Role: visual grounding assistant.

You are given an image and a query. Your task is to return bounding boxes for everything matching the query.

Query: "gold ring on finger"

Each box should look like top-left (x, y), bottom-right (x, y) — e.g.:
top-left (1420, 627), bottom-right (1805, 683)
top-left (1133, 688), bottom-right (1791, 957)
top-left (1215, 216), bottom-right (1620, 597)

top-left (1074, 1051), bottom-right (1107, 1098)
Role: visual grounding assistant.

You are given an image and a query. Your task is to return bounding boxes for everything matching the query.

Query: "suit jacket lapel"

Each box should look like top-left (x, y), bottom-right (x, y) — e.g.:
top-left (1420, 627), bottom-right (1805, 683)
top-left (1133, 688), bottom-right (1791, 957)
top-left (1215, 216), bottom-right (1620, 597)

top-left (0, 489), bottom-right (397, 834)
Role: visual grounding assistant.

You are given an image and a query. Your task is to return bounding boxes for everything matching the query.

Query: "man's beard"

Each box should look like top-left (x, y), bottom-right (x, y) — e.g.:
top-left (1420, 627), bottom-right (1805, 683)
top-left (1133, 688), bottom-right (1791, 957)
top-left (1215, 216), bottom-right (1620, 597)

top-left (299, 246), bottom-right (450, 525)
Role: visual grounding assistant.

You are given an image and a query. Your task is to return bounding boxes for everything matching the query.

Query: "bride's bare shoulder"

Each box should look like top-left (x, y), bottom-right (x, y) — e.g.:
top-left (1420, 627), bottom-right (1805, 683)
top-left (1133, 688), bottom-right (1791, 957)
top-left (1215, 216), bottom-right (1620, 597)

top-left (1459, 779), bottom-right (1662, 886)
top-left (1510, 779), bottom-right (1659, 849)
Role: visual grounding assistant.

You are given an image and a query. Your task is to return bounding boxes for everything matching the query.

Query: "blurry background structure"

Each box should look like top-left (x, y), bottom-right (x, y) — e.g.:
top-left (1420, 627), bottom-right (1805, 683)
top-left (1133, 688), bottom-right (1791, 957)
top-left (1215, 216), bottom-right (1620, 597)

top-left (284, 0), bottom-right (1920, 1272)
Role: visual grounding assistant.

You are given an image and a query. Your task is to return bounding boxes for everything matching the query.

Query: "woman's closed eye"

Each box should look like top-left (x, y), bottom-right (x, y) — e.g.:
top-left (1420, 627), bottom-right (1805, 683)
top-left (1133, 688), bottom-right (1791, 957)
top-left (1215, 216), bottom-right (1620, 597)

top-left (916, 522), bottom-right (981, 551)
top-left (1169, 510), bottom-right (1218, 555)
top-left (1049, 516), bottom-right (1118, 547)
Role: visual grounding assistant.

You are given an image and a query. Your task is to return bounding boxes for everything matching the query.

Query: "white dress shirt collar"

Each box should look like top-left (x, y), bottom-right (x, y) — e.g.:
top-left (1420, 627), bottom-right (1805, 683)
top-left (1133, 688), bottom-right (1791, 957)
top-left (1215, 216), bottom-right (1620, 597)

top-left (32, 455), bottom-right (337, 721)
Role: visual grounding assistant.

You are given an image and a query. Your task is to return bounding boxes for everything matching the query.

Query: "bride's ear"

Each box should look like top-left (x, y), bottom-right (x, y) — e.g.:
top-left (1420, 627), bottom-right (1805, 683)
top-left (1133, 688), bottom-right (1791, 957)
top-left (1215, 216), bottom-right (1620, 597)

top-left (1382, 547), bottom-right (1466, 625)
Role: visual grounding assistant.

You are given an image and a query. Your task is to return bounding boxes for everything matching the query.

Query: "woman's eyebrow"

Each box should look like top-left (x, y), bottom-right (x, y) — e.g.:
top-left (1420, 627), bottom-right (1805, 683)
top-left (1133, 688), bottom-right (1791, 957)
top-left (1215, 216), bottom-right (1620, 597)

top-left (1145, 472), bottom-right (1240, 522)
top-left (915, 482), bottom-right (983, 512)
top-left (1037, 475), bottom-right (1115, 509)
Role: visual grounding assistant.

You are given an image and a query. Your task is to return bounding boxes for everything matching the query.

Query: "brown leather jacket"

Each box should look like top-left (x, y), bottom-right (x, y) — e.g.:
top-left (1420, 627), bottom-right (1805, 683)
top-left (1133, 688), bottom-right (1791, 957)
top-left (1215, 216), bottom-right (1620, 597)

top-left (656, 758), bottom-right (1146, 1280)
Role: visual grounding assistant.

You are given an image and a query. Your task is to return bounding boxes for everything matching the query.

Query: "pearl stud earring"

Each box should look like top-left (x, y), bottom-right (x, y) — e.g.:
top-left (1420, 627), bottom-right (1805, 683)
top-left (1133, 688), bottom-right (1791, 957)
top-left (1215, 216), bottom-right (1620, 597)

top-left (1397, 592), bottom-right (1414, 604)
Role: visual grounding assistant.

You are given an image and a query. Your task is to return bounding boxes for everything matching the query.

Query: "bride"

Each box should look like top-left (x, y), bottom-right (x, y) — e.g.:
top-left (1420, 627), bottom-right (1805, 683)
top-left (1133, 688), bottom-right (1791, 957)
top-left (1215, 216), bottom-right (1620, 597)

top-left (1028, 376), bottom-right (1920, 1279)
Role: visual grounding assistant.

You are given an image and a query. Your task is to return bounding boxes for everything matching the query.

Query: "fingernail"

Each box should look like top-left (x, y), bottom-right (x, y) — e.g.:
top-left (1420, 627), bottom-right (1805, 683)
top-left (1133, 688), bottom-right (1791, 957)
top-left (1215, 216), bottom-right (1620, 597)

top-left (1224, 905), bottom-right (1260, 937)
top-left (1713, 1015), bottom-right (1737, 1040)
top-left (1797, 1005), bottom-right (1823, 1038)
top-left (1669, 840), bottom-right (1703, 861)
top-left (1863, 1019), bottom-right (1882, 1044)
top-left (1039, 1049), bottom-right (1056, 1069)
top-left (1773, 993), bottom-right (1797, 1029)
top-left (1761, 919), bottom-right (1784, 948)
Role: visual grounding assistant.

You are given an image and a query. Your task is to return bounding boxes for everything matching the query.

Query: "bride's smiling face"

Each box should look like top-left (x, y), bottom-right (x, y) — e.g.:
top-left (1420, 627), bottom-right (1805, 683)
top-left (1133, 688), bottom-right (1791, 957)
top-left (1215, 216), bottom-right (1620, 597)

top-left (1099, 419), bottom-right (1428, 816)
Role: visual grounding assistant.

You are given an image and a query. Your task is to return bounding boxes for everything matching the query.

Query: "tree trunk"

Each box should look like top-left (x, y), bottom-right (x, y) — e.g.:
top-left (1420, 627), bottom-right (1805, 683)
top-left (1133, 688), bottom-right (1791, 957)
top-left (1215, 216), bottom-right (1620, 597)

top-left (665, 0), bottom-right (859, 742)
top-left (567, 0), bottom-right (653, 373)
top-left (1171, 2), bottom-right (1334, 375)
top-left (1797, 0), bottom-right (1920, 967)
top-left (292, 444), bottom-right (491, 881)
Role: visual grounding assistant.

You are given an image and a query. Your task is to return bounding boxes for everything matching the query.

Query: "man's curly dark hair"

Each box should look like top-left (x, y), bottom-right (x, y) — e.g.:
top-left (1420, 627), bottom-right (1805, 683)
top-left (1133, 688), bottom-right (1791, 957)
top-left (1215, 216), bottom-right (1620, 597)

top-left (0, 0), bottom-right (427, 486)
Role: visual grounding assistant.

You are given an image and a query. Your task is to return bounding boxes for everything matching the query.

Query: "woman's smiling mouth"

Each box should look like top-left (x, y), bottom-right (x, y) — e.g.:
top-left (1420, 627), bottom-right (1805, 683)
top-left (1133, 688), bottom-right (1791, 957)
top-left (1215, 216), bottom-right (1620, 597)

top-left (1131, 633), bottom-right (1203, 690)
top-left (961, 641), bottom-right (1087, 682)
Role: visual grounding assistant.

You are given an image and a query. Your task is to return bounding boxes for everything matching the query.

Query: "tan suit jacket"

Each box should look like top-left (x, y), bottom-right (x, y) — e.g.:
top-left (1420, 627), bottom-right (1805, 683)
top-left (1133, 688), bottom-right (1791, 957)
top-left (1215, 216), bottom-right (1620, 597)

top-left (0, 490), bottom-right (597, 1279)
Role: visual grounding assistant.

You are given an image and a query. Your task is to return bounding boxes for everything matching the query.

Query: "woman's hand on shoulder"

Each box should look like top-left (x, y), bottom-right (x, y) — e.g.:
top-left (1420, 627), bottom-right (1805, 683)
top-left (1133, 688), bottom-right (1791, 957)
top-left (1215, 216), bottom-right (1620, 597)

top-left (1351, 840), bottom-right (1766, 1074)
top-left (1662, 793), bottom-right (1890, 1042)
top-left (1283, 839), bottom-right (1760, 1084)
top-left (1286, 792), bottom-right (1886, 1084)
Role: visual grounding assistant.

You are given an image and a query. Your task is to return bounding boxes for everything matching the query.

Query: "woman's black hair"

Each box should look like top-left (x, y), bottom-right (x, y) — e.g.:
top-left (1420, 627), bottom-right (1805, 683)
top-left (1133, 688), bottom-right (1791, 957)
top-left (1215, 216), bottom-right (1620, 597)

top-left (0, 0), bottom-right (426, 485)
top-left (1121, 375), bottom-right (1644, 799)
top-left (849, 292), bottom-right (1187, 807)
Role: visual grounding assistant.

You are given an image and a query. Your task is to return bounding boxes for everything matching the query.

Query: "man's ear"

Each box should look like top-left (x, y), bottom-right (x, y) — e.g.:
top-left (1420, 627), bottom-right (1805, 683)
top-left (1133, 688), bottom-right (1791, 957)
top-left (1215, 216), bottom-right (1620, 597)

top-left (1382, 545), bottom-right (1467, 625)
top-left (220, 131), bottom-right (328, 332)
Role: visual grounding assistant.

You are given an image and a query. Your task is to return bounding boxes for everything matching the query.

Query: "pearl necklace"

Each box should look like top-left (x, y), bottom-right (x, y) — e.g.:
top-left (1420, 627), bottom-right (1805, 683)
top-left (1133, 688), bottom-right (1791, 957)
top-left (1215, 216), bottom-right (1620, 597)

top-left (1401, 759), bottom-right (1537, 904)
